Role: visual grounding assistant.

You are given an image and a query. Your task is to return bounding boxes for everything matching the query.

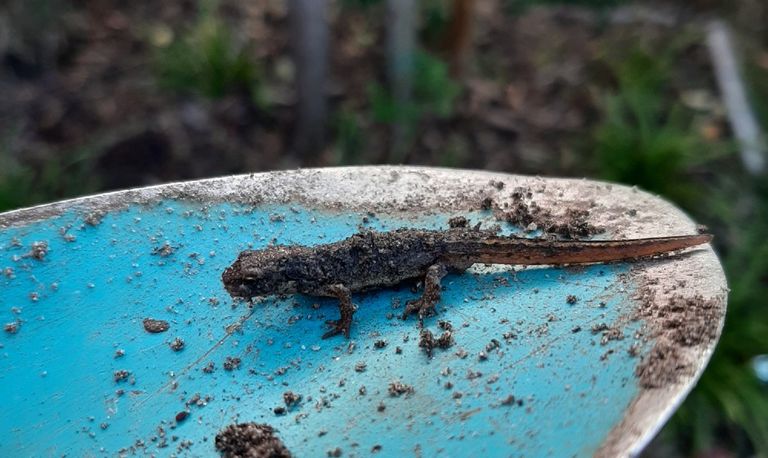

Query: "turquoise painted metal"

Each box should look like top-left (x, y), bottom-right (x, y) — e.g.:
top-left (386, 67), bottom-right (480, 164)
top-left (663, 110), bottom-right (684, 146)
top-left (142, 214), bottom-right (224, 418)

top-left (0, 168), bottom-right (725, 457)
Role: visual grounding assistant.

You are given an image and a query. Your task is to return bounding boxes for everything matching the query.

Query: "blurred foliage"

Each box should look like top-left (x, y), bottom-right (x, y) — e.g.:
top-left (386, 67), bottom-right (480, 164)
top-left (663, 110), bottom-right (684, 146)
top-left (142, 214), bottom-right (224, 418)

top-left (593, 41), bottom-right (768, 456)
top-left (369, 50), bottom-right (459, 124)
top-left (594, 47), bottom-right (727, 208)
top-left (339, 0), bottom-right (383, 9)
top-left (154, 6), bottom-right (262, 101)
top-left (0, 136), bottom-right (99, 213)
top-left (666, 175), bottom-right (768, 456)
top-left (332, 108), bottom-right (366, 165)
top-left (505, 0), bottom-right (628, 15)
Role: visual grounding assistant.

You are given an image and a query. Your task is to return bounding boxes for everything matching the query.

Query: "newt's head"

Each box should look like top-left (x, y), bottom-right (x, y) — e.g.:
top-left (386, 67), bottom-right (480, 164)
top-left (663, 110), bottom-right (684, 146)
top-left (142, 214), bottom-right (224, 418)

top-left (222, 246), bottom-right (303, 298)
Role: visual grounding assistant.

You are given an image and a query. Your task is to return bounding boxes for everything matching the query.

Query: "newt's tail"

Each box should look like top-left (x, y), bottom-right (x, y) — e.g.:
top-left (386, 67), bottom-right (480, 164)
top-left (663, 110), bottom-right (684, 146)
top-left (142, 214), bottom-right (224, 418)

top-left (444, 233), bottom-right (712, 266)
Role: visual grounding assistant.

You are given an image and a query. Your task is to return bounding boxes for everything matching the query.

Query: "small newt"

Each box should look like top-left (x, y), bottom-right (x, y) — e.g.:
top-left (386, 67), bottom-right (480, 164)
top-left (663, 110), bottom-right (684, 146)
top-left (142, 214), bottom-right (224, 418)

top-left (221, 228), bottom-right (711, 338)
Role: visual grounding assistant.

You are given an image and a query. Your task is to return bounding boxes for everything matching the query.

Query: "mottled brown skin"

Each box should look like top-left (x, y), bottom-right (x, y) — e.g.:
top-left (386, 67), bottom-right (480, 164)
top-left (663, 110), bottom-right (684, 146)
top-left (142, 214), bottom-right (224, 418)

top-left (222, 228), bottom-right (711, 338)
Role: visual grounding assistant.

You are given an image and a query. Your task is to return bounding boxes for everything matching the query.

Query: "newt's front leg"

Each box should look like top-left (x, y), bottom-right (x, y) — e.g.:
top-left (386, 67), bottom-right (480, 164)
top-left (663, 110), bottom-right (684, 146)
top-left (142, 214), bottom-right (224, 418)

top-left (403, 264), bottom-right (448, 321)
top-left (320, 284), bottom-right (358, 339)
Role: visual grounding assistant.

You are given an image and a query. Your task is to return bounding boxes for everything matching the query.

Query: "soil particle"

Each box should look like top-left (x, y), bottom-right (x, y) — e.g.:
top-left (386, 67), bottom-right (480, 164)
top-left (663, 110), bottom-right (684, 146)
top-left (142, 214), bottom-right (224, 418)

top-left (491, 187), bottom-right (603, 239)
top-left (4, 321), bottom-right (19, 334)
top-left (388, 381), bottom-right (415, 397)
top-left (327, 447), bottom-right (343, 457)
top-left (143, 318), bottom-right (170, 333)
top-left (566, 294), bottom-right (578, 305)
top-left (175, 411), bottom-right (189, 423)
top-left (27, 241), bottom-right (49, 260)
top-left (354, 361), bottom-right (367, 372)
top-left (418, 329), bottom-right (454, 357)
top-left (214, 422), bottom-right (292, 458)
top-left (202, 362), bottom-right (215, 374)
top-left (2, 267), bottom-right (14, 278)
top-left (223, 357), bottom-right (241, 371)
top-left (634, 293), bottom-right (721, 388)
top-left (377, 402), bottom-right (386, 412)
top-left (489, 180), bottom-right (505, 190)
top-left (283, 391), bottom-right (302, 408)
top-left (84, 211), bottom-right (105, 226)
top-left (114, 349), bottom-right (125, 358)
top-left (169, 337), bottom-right (185, 351)
top-left (448, 216), bottom-right (469, 228)
top-left (114, 370), bottom-right (131, 383)
top-left (500, 395), bottom-right (516, 406)
top-left (152, 243), bottom-right (176, 257)
top-left (600, 328), bottom-right (624, 345)
top-left (373, 339), bottom-right (387, 349)
top-left (485, 339), bottom-right (501, 352)
top-left (467, 369), bottom-right (483, 380)
top-left (372, 444), bottom-right (382, 453)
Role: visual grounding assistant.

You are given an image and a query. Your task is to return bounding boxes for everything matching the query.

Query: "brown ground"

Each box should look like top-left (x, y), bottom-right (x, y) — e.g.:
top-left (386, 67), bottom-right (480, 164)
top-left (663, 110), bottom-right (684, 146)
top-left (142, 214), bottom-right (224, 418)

top-left (0, 1), bottom-right (722, 197)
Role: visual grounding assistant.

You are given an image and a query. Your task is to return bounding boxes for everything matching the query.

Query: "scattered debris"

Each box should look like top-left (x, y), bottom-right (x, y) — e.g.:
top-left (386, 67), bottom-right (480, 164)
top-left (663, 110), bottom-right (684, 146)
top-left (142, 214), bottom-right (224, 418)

top-left (388, 381), bottom-right (415, 397)
top-left (223, 357), bottom-right (241, 371)
top-left (215, 423), bottom-right (292, 458)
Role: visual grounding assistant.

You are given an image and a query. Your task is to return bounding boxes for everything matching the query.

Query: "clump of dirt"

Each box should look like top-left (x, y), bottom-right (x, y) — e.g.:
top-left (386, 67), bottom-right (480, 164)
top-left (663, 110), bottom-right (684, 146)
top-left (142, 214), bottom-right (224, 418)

top-left (488, 187), bottom-right (603, 239)
top-left (223, 356), bottom-right (242, 371)
top-left (418, 328), bottom-right (454, 357)
top-left (152, 243), bottom-right (176, 257)
top-left (448, 216), bottom-right (469, 228)
top-left (634, 292), bottom-right (721, 388)
top-left (26, 241), bottom-right (49, 260)
top-left (143, 318), bottom-right (170, 333)
top-left (214, 422), bottom-right (292, 458)
top-left (388, 381), bottom-right (415, 397)
top-left (169, 337), bottom-right (185, 351)
top-left (4, 321), bottom-right (20, 334)
top-left (113, 369), bottom-right (131, 383)
top-left (283, 391), bottom-right (302, 408)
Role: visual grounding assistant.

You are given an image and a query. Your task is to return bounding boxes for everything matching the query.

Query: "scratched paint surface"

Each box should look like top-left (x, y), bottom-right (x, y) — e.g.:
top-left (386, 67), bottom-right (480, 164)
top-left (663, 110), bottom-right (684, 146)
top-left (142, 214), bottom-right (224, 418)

top-left (0, 202), bottom-right (643, 457)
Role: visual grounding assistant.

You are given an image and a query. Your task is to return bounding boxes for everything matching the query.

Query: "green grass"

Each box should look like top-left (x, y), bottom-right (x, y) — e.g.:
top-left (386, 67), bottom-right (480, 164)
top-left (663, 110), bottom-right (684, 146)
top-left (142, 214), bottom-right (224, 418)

top-left (594, 47), bottom-right (727, 207)
top-left (369, 49), bottom-right (459, 125)
top-left (154, 8), bottom-right (262, 101)
top-left (0, 149), bottom-right (99, 213)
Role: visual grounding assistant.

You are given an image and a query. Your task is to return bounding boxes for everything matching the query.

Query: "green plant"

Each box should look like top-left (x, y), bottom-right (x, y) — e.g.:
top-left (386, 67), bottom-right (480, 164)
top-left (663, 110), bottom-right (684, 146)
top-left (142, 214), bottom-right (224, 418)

top-left (369, 50), bottom-right (460, 125)
top-left (504, 0), bottom-right (627, 15)
top-left (594, 48), bottom-right (726, 208)
top-left (154, 8), bottom-right (262, 101)
top-left (332, 108), bottom-right (366, 165)
top-left (0, 150), bottom-right (99, 213)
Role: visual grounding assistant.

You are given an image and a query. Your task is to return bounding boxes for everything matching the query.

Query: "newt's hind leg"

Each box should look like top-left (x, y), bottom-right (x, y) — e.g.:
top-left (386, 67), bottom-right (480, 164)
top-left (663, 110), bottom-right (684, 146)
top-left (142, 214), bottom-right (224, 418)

top-left (320, 284), bottom-right (358, 339)
top-left (403, 264), bottom-right (448, 321)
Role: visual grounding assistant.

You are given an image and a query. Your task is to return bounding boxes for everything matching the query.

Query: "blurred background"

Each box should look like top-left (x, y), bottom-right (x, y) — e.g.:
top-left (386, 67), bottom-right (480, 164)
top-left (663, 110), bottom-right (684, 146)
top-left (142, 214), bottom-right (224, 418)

top-left (1, 0), bottom-right (767, 455)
